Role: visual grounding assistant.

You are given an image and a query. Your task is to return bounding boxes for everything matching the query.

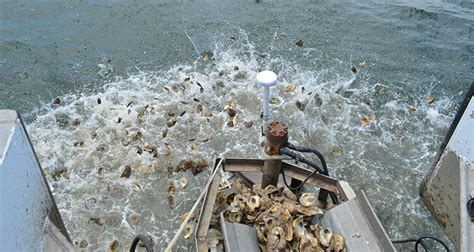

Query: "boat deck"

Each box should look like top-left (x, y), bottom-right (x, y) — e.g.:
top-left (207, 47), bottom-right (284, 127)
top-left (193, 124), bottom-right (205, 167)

top-left (195, 158), bottom-right (396, 252)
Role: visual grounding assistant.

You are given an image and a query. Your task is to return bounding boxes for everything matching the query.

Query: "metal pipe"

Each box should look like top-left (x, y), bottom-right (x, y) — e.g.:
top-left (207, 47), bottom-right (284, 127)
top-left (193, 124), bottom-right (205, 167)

top-left (261, 121), bottom-right (288, 188)
top-left (263, 86), bottom-right (270, 121)
top-left (261, 159), bottom-right (282, 189)
top-left (257, 71), bottom-right (277, 122)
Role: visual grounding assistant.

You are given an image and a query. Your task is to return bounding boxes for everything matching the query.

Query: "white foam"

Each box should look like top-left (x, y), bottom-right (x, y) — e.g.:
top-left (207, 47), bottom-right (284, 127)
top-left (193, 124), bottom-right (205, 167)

top-left (26, 32), bottom-right (456, 250)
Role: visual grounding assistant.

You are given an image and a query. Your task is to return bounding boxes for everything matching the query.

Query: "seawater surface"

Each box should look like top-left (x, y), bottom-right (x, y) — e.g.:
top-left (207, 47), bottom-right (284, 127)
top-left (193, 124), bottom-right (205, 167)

top-left (1, 0), bottom-right (473, 251)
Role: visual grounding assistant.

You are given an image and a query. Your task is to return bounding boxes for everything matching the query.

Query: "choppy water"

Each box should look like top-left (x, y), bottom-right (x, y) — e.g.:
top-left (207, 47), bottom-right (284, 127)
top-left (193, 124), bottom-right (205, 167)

top-left (1, 0), bottom-right (473, 251)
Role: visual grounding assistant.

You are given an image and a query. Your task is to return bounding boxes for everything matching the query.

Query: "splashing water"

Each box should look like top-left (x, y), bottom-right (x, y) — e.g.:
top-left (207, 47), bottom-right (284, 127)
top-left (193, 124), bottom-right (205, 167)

top-left (27, 32), bottom-right (456, 250)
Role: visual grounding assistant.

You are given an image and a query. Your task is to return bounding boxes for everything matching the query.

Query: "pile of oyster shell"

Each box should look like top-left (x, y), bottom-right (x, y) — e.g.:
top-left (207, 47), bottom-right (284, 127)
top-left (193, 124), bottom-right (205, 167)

top-left (214, 178), bottom-right (346, 251)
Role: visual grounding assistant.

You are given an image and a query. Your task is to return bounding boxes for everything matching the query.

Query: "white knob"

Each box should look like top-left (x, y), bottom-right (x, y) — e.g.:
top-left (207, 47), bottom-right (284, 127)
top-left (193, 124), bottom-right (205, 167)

top-left (257, 71), bottom-right (277, 87)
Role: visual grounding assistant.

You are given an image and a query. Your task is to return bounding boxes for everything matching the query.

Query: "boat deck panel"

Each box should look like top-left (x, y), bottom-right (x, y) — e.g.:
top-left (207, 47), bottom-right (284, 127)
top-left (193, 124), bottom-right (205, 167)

top-left (220, 213), bottom-right (260, 252)
top-left (320, 191), bottom-right (395, 252)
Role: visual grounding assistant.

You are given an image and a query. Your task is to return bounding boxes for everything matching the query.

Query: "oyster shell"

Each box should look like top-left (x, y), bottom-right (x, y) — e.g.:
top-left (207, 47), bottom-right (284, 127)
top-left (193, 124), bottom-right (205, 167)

top-left (192, 159), bottom-right (208, 176)
top-left (283, 189), bottom-right (297, 201)
top-left (129, 130), bottom-right (142, 140)
top-left (282, 199), bottom-right (297, 215)
top-left (264, 185), bottom-right (281, 196)
top-left (329, 233), bottom-right (346, 251)
top-left (293, 216), bottom-right (307, 238)
top-left (216, 191), bottom-right (226, 205)
top-left (298, 233), bottom-right (312, 252)
top-left (225, 192), bottom-right (236, 205)
top-left (180, 211), bottom-right (196, 222)
top-left (183, 223), bottom-right (193, 239)
top-left (246, 195), bottom-right (261, 211)
top-left (143, 143), bottom-right (156, 154)
top-left (167, 180), bottom-right (176, 209)
top-left (267, 227), bottom-right (286, 251)
top-left (179, 176), bottom-right (188, 189)
top-left (255, 208), bottom-right (271, 224)
top-left (281, 221), bottom-right (294, 241)
top-left (272, 206), bottom-right (291, 222)
top-left (177, 159), bottom-right (193, 171)
top-left (224, 209), bottom-right (243, 223)
top-left (271, 194), bottom-right (285, 202)
top-left (296, 204), bottom-right (323, 217)
top-left (299, 193), bottom-right (317, 207)
top-left (244, 120), bottom-right (254, 128)
top-left (264, 215), bottom-right (279, 231)
top-left (233, 178), bottom-right (248, 193)
top-left (131, 182), bottom-right (141, 192)
top-left (126, 212), bottom-right (140, 225)
top-left (136, 163), bottom-right (152, 173)
top-left (319, 228), bottom-right (333, 248)
top-left (269, 202), bottom-right (284, 214)
top-left (158, 145), bottom-right (171, 156)
top-left (259, 195), bottom-right (273, 211)
top-left (309, 224), bottom-right (320, 233)
top-left (109, 240), bottom-right (119, 252)
top-left (233, 194), bottom-right (247, 209)
top-left (252, 184), bottom-right (265, 196)
top-left (246, 213), bottom-right (257, 223)
top-left (285, 84), bottom-right (297, 92)
top-left (120, 164), bottom-right (132, 178)
top-left (256, 224), bottom-right (267, 243)
top-left (307, 233), bottom-right (319, 248)
top-left (121, 136), bottom-right (131, 146)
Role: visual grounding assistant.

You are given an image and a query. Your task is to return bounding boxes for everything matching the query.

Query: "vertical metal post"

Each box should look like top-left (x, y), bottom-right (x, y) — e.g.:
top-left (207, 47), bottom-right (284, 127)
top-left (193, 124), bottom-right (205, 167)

top-left (261, 160), bottom-right (282, 189)
top-left (257, 70), bottom-right (277, 123)
top-left (261, 121), bottom-right (288, 189)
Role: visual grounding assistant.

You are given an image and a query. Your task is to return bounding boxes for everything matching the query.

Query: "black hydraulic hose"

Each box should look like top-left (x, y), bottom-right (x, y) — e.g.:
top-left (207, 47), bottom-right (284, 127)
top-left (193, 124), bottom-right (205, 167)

top-left (392, 237), bottom-right (428, 251)
top-left (280, 162), bottom-right (319, 191)
top-left (280, 147), bottom-right (325, 174)
top-left (392, 236), bottom-right (450, 251)
top-left (285, 142), bottom-right (329, 175)
top-left (414, 237), bottom-right (450, 252)
top-left (280, 147), bottom-right (339, 205)
top-left (130, 234), bottom-right (154, 252)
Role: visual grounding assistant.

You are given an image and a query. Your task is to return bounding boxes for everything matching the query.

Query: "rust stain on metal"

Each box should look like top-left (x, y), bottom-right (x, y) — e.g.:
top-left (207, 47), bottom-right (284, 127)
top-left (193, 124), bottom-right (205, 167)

top-left (264, 121), bottom-right (289, 155)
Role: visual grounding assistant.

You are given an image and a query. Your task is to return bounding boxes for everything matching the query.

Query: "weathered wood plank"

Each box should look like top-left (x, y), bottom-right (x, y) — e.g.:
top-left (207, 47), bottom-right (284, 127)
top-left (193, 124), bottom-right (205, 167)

top-left (196, 160), bottom-right (223, 252)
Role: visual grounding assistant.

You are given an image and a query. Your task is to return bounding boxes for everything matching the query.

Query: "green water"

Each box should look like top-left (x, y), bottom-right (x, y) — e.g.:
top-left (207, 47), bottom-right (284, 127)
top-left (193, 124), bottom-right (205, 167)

top-left (1, 0), bottom-right (473, 251)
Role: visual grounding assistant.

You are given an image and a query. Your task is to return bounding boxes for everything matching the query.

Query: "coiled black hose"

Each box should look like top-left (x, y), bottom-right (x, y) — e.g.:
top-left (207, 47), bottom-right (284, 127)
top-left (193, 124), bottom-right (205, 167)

top-left (391, 236), bottom-right (450, 251)
top-left (280, 147), bottom-right (339, 204)
top-left (285, 142), bottom-right (329, 176)
top-left (280, 147), bottom-right (325, 174)
top-left (130, 234), bottom-right (154, 252)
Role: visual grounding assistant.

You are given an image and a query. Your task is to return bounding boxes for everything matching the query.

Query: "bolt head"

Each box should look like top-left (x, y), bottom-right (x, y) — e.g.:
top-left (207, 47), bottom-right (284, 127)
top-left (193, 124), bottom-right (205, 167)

top-left (266, 121), bottom-right (288, 138)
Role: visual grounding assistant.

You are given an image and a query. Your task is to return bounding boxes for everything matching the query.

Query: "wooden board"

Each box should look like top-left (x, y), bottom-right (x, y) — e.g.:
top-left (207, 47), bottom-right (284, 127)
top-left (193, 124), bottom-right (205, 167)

top-left (196, 159), bottom-right (223, 251)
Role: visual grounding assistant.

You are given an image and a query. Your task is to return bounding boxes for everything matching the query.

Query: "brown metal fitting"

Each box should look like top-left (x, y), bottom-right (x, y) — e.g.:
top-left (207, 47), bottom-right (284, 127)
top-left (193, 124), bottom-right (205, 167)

top-left (264, 121), bottom-right (288, 155)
